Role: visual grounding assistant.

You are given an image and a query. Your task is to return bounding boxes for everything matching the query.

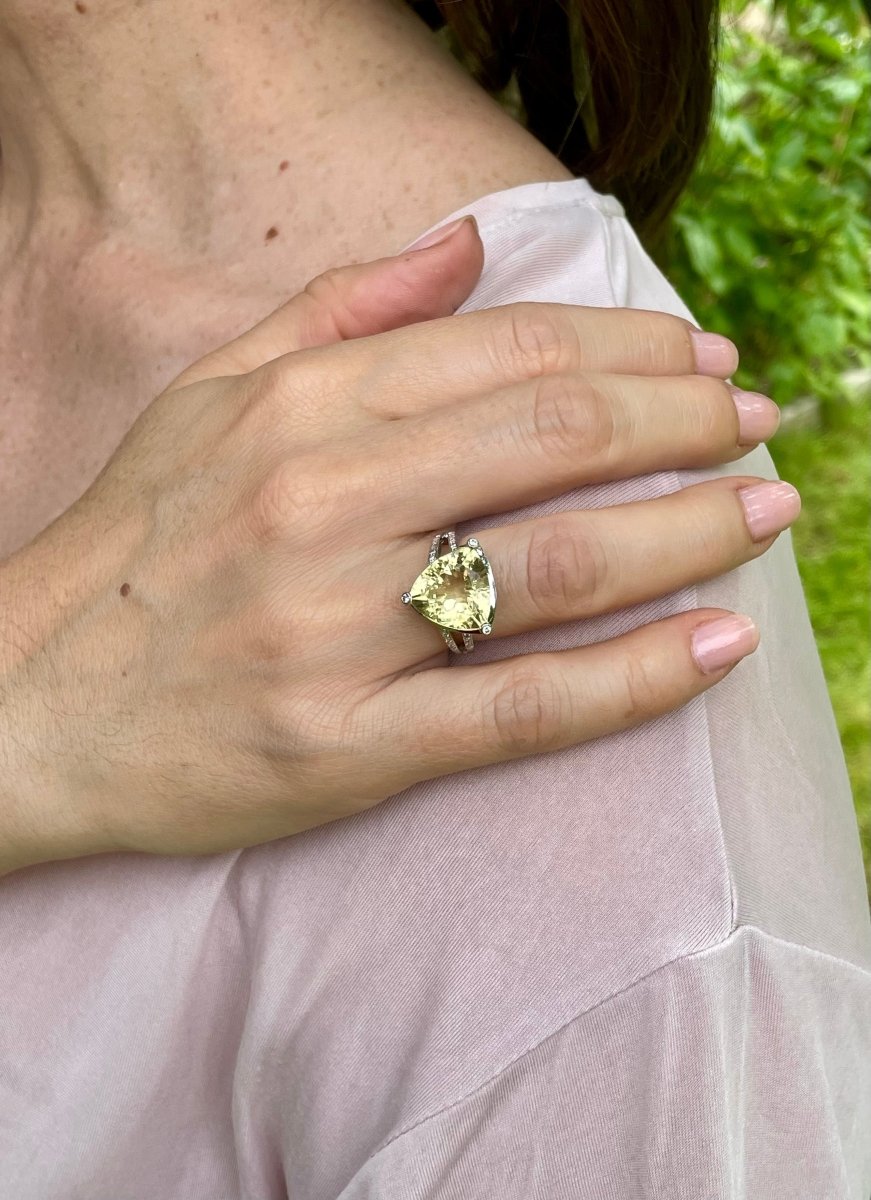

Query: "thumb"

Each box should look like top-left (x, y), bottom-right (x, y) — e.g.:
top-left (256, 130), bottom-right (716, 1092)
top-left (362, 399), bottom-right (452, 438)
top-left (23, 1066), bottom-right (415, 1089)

top-left (167, 215), bottom-right (482, 392)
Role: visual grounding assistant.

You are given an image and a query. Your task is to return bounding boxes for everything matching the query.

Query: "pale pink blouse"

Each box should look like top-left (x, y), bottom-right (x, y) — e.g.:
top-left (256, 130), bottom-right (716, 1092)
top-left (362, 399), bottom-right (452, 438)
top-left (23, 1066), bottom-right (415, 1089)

top-left (1, 178), bottom-right (869, 1198)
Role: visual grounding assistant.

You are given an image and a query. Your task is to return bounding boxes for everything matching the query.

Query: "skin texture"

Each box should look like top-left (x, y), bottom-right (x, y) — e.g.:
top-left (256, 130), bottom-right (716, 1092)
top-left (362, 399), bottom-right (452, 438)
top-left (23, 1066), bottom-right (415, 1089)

top-left (0, 0), bottom-right (792, 872)
top-left (0, 0), bottom-right (571, 554)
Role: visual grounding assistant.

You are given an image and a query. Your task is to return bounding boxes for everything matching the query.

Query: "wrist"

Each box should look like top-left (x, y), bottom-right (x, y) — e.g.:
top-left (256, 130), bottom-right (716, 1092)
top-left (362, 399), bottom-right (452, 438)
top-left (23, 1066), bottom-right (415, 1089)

top-left (0, 665), bottom-right (84, 876)
top-left (0, 550), bottom-right (104, 876)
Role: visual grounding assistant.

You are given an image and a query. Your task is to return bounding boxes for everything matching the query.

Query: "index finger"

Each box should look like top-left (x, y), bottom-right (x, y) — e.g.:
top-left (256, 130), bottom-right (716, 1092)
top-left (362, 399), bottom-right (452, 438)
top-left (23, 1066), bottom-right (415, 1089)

top-left (304, 302), bottom-right (740, 420)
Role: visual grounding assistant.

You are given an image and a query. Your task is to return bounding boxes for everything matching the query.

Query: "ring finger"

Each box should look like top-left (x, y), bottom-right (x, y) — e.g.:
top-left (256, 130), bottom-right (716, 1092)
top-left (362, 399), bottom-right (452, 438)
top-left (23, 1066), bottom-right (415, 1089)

top-left (389, 474), bottom-right (800, 656)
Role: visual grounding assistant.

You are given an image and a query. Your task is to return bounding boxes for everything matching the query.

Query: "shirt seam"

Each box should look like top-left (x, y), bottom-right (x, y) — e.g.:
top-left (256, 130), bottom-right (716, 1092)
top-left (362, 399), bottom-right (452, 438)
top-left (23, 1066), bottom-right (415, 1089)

top-left (401, 191), bottom-right (629, 256)
top-left (464, 197), bottom-right (623, 323)
top-left (467, 195), bottom-right (627, 237)
top-left (590, 196), bottom-right (622, 309)
top-left (358, 924), bottom-right (871, 1171)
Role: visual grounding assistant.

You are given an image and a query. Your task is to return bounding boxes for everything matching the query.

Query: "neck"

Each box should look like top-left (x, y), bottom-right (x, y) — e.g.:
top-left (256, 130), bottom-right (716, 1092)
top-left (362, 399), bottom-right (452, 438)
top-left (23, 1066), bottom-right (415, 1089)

top-left (0, 0), bottom-right (570, 280)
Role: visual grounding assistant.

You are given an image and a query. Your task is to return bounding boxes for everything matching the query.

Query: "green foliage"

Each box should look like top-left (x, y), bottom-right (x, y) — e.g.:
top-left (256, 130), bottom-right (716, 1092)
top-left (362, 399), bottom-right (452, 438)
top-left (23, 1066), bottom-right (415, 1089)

top-left (660, 0), bottom-right (871, 420)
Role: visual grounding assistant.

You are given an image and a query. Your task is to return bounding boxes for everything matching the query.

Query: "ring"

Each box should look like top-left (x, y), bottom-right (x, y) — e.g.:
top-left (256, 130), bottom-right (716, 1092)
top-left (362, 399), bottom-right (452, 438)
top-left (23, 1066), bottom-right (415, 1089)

top-left (401, 530), bottom-right (497, 654)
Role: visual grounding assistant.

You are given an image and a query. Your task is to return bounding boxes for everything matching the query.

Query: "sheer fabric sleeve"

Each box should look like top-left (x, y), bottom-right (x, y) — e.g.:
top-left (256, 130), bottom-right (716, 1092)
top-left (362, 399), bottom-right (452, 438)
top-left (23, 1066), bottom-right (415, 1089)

top-left (311, 185), bottom-right (871, 1199)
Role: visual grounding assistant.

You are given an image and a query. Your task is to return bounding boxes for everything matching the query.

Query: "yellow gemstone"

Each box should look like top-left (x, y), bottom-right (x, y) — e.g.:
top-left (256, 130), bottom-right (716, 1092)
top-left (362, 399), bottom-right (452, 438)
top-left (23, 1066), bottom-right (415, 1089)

top-left (409, 544), bottom-right (496, 632)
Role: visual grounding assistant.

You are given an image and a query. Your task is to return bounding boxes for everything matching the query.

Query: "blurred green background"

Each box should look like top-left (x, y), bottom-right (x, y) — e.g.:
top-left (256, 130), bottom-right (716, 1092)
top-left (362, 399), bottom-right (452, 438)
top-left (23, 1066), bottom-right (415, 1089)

top-left (658, 0), bottom-right (870, 888)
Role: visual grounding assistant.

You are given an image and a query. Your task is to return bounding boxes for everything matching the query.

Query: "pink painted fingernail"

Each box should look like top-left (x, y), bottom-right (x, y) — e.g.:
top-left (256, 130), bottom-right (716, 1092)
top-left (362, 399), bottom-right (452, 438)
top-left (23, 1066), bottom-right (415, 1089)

top-left (691, 614), bottom-right (759, 674)
top-left (729, 386), bottom-right (781, 445)
top-left (738, 481), bottom-right (802, 541)
top-left (690, 330), bottom-right (740, 376)
top-left (405, 215), bottom-right (477, 252)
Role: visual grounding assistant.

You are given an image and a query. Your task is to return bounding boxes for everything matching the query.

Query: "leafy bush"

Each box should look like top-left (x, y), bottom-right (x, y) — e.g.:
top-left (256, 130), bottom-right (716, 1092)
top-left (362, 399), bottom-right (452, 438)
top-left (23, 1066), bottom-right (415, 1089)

top-left (661, 0), bottom-right (870, 419)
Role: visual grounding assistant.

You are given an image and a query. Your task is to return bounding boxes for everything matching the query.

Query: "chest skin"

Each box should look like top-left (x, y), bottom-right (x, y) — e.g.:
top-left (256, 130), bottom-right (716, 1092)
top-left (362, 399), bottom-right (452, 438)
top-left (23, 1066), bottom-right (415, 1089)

top-left (0, 232), bottom-right (296, 561)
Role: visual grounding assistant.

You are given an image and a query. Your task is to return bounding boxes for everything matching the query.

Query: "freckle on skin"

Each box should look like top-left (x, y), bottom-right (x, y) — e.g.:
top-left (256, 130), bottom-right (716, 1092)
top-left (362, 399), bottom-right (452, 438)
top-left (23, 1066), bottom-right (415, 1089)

top-left (75, 1), bottom-right (87, 11)
top-left (279, 160), bottom-right (289, 172)
top-left (265, 226), bottom-right (279, 240)
top-left (120, 583), bottom-right (131, 597)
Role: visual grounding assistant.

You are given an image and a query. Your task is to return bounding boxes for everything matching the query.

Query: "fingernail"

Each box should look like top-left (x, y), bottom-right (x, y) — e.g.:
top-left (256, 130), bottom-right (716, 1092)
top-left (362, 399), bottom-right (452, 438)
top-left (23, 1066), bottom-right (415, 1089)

top-left (728, 386), bottom-right (781, 444)
top-left (738, 480), bottom-right (802, 541)
top-left (691, 614), bottom-right (759, 674)
top-left (405, 215), bottom-right (477, 252)
top-left (690, 330), bottom-right (740, 376)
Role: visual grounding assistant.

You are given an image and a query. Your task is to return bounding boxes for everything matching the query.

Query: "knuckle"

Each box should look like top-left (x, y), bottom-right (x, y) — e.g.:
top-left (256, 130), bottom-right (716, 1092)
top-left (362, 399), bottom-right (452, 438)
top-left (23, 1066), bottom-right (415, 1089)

top-left (609, 310), bottom-right (699, 375)
top-left (258, 683), bottom-right (346, 777)
top-left (242, 590), bottom-right (311, 666)
top-left (690, 496), bottom-right (735, 562)
top-left (528, 374), bottom-right (617, 464)
top-left (244, 458), bottom-right (331, 543)
top-left (244, 357), bottom-right (332, 437)
top-left (308, 264), bottom-right (345, 293)
top-left (242, 358), bottom-right (291, 413)
top-left (686, 378), bottom-right (736, 449)
top-left (525, 515), bottom-right (609, 621)
top-left (633, 311), bottom-right (692, 374)
top-left (488, 662), bottom-right (571, 757)
top-left (498, 303), bottom-right (578, 378)
top-left (620, 653), bottom-right (662, 723)
top-left (303, 265), bottom-right (347, 313)
top-left (528, 374), bottom-right (580, 459)
top-left (304, 265), bottom-right (387, 346)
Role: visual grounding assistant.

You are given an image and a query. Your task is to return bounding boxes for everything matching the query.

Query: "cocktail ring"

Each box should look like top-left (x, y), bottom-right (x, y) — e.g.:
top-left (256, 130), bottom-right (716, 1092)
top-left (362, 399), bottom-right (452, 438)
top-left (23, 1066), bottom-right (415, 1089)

top-left (401, 529), bottom-right (497, 654)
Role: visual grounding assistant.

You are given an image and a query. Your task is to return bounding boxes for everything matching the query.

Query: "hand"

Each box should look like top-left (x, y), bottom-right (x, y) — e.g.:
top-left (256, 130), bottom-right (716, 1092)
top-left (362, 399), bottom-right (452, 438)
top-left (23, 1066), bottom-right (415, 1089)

top-left (0, 216), bottom-right (793, 873)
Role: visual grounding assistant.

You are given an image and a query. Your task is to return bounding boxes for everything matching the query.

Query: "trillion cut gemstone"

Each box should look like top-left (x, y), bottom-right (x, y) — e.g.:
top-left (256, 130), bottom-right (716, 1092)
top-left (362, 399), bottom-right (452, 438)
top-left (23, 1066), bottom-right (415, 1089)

top-left (408, 544), bottom-right (496, 632)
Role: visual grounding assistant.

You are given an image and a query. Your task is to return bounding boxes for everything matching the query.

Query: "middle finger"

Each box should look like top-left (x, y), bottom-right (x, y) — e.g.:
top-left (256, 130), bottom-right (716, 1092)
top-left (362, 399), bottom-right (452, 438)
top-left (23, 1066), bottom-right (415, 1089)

top-left (347, 370), bottom-right (780, 534)
top-left (251, 302), bottom-right (739, 438)
top-left (346, 302), bottom-right (740, 419)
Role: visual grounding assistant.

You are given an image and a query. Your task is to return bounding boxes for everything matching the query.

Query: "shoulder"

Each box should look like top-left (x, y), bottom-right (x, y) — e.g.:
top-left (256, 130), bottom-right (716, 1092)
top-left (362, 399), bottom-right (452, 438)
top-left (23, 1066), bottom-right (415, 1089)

top-left (438, 177), bottom-right (700, 325)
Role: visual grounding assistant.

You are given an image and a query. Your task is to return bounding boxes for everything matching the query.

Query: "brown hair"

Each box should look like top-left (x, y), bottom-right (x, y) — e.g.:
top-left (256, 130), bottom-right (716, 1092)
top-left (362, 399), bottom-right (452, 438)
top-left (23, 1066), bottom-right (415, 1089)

top-left (409, 0), bottom-right (721, 255)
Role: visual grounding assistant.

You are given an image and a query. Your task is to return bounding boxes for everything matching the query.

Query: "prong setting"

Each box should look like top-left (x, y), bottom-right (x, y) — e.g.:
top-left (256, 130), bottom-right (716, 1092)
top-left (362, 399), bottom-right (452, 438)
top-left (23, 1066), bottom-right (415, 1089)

top-left (401, 592), bottom-right (412, 604)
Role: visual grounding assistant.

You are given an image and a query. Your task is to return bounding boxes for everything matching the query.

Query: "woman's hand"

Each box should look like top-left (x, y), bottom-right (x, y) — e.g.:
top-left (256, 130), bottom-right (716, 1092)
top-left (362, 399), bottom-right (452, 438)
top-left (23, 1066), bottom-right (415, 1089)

top-left (0, 216), bottom-right (793, 874)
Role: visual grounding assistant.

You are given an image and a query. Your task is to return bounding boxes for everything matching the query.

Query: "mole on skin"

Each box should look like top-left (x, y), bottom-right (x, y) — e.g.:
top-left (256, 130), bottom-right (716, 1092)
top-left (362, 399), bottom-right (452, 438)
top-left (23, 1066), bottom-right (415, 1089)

top-left (279, 161), bottom-right (289, 172)
top-left (120, 583), bottom-right (131, 597)
top-left (265, 226), bottom-right (279, 240)
top-left (75, 1), bottom-right (88, 11)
